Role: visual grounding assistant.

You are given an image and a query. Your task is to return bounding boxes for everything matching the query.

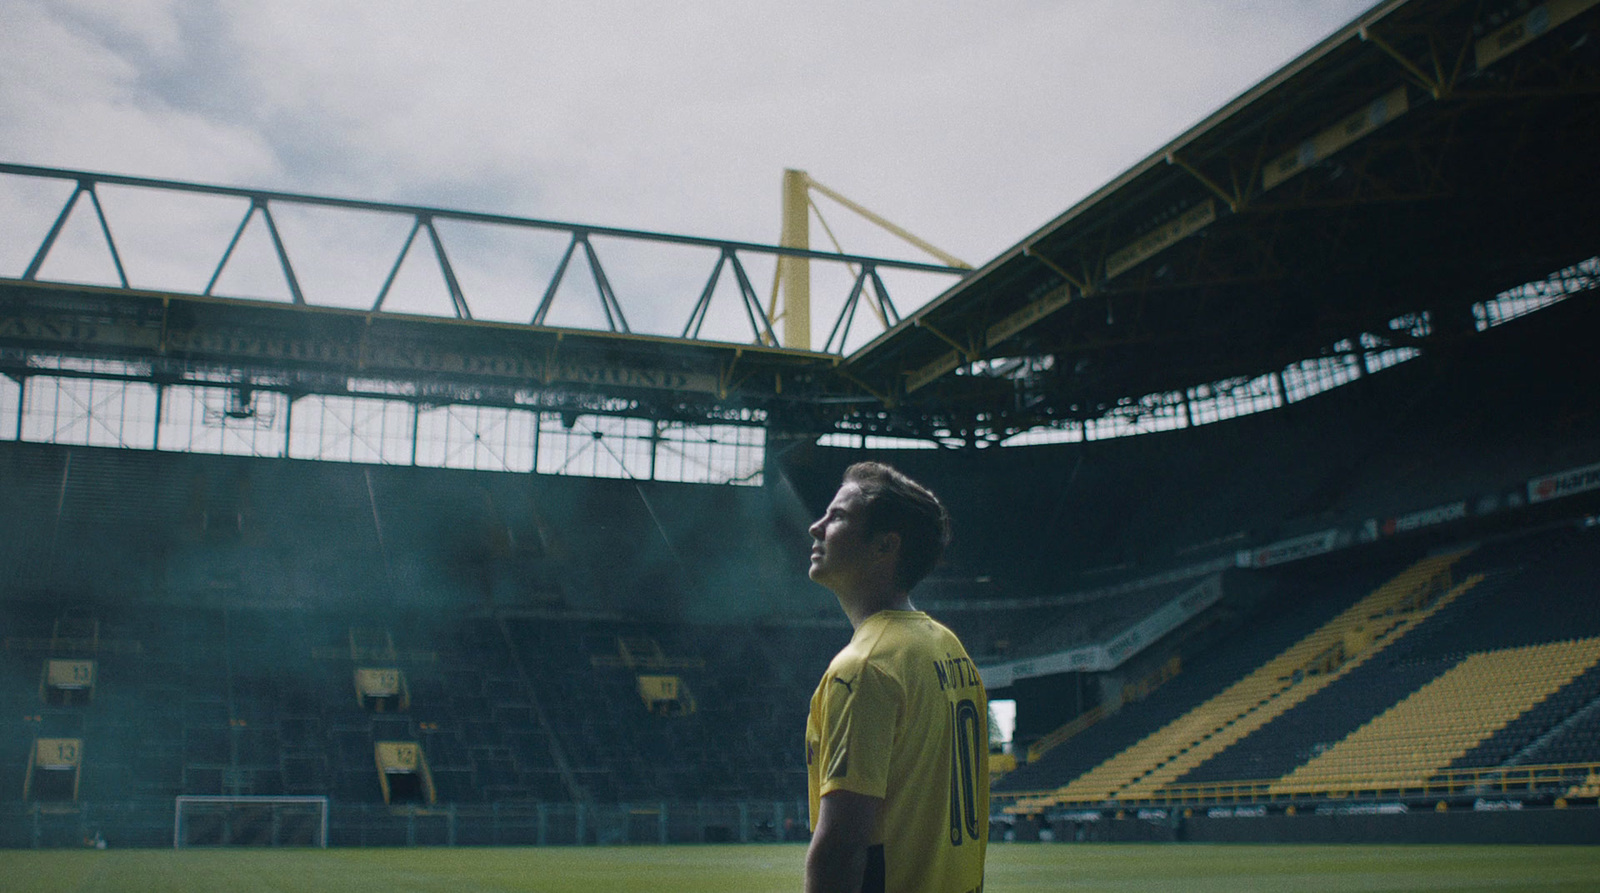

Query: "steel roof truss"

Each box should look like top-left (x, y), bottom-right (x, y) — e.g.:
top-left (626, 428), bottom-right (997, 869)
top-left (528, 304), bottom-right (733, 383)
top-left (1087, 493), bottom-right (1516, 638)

top-left (371, 214), bottom-right (473, 319)
top-left (24, 179), bottom-right (130, 289)
top-left (529, 231), bottom-right (629, 333)
top-left (533, 233), bottom-right (580, 326)
top-left (204, 197), bottom-right (306, 305)
top-left (579, 235), bottom-right (628, 334)
top-left (681, 249), bottom-right (780, 346)
top-left (423, 215), bottom-right (472, 321)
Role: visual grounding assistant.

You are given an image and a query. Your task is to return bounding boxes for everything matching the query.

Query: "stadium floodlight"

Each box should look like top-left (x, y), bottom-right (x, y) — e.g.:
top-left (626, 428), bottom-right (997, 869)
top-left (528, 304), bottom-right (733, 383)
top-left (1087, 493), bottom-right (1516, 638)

top-left (173, 795), bottom-right (330, 848)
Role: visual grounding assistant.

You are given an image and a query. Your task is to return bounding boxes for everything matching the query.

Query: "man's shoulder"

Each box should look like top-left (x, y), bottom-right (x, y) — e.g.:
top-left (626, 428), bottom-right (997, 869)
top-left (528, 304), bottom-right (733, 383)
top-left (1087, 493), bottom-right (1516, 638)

top-left (825, 622), bottom-right (912, 687)
top-left (874, 611), bottom-right (970, 656)
top-left (839, 613), bottom-right (974, 689)
top-left (825, 641), bottom-right (872, 678)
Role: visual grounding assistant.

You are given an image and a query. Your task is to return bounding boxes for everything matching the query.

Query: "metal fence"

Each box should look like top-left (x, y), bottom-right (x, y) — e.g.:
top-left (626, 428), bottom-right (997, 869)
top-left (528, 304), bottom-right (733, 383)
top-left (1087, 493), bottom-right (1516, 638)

top-left (0, 799), bottom-right (810, 849)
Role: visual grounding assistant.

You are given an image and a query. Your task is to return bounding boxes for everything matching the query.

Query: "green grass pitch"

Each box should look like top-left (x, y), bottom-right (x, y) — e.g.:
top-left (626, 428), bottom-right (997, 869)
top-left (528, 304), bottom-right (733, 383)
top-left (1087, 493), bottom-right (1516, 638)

top-left (2, 843), bottom-right (1598, 892)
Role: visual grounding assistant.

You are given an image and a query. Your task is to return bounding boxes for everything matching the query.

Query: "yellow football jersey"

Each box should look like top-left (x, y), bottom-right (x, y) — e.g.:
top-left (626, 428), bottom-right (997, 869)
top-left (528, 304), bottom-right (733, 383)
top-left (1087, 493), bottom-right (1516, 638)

top-left (807, 610), bottom-right (988, 893)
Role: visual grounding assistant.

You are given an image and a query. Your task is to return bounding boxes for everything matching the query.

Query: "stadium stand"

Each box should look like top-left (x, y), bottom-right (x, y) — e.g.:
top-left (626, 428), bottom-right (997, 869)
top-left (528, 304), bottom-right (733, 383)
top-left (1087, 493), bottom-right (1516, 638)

top-left (1005, 551), bottom-right (1481, 807)
top-left (0, 592), bottom-right (849, 847)
top-left (1160, 528), bottom-right (1600, 789)
top-left (993, 554), bottom-right (1416, 793)
top-left (4, 0), bottom-right (1599, 848)
top-left (992, 524), bottom-right (1600, 818)
top-left (1271, 638), bottom-right (1600, 794)
top-left (3, 286), bottom-right (1597, 845)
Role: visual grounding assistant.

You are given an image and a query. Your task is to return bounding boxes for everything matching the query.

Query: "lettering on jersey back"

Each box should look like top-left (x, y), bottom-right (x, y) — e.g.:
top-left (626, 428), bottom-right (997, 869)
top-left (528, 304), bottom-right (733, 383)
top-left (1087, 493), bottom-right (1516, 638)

top-left (933, 655), bottom-right (980, 692)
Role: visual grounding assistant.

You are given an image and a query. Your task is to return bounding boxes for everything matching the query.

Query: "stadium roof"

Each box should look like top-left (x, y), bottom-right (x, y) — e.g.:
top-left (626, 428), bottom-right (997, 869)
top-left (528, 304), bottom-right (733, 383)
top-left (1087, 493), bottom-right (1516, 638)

top-left (829, 0), bottom-right (1600, 441)
top-left (2, 0), bottom-right (1596, 446)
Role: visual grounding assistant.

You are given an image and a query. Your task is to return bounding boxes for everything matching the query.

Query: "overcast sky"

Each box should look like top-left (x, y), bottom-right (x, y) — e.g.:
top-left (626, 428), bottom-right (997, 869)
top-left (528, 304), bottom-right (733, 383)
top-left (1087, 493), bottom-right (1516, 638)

top-left (1, 0), bottom-right (1376, 345)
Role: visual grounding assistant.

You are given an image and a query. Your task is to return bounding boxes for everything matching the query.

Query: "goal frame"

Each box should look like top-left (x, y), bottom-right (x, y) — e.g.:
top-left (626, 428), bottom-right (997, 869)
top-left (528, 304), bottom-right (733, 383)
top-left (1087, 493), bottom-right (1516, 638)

top-left (173, 795), bottom-right (330, 848)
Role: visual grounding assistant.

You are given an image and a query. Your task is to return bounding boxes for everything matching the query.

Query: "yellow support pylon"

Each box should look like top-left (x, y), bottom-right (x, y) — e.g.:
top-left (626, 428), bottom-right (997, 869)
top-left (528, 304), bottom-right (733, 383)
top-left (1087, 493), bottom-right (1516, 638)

top-left (776, 170), bottom-right (811, 350)
top-left (769, 169), bottom-right (971, 351)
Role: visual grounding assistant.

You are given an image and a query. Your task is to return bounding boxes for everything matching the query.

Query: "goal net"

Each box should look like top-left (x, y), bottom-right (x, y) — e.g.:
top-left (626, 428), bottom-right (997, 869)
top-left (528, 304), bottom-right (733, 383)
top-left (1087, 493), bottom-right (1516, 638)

top-left (174, 795), bottom-right (329, 848)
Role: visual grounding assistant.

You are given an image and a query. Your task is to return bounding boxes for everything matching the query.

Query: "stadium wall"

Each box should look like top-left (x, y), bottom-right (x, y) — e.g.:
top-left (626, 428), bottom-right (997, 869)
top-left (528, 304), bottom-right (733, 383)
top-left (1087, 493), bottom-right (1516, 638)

top-left (779, 289), bottom-right (1599, 606)
top-left (0, 799), bottom-right (811, 849)
top-left (1026, 807), bottom-right (1600, 845)
top-left (1183, 808), bottom-right (1600, 845)
top-left (0, 441), bottom-right (829, 622)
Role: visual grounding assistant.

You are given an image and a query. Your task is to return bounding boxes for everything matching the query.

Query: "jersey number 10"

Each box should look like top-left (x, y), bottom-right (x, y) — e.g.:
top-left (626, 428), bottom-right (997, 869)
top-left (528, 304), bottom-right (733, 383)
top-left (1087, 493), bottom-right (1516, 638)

top-left (947, 698), bottom-right (983, 846)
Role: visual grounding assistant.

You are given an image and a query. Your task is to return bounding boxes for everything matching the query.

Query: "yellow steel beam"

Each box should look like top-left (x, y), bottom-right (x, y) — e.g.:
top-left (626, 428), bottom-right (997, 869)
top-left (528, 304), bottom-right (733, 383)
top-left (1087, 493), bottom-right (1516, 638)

top-left (771, 168), bottom-right (968, 354)
top-left (1359, 26), bottom-right (1447, 98)
top-left (1165, 153), bottom-right (1241, 213)
top-left (834, 366), bottom-right (895, 408)
top-left (775, 168), bottom-right (812, 350)
top-left (1021, 244), bottom-right (1090, 294)
top-left (804, 175), bottom-right (972, 270)
top-left (1475, 0), bottom-right (1600, 70)
top-left (1105, 199), bottom-right (1217, 281)
top-left (913, 318), bottom-right (975, 360)
top-left (906, 350), bottom-right (962, 395)
top-left (807, 198), bottom-right (889, 330)
top-left (1261, 87), bottom-right (1409, 192)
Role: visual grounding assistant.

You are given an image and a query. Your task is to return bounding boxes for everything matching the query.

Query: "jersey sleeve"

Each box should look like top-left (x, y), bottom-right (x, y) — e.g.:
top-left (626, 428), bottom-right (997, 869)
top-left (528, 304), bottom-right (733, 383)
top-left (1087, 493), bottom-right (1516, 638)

top-left (815, 659), bottom-right (899, 800)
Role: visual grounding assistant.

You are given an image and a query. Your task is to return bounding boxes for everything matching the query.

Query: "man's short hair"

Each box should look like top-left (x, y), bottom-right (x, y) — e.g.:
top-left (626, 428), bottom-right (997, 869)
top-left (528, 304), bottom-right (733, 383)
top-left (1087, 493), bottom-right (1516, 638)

top-left (843, 461), bottom-right (952, 592)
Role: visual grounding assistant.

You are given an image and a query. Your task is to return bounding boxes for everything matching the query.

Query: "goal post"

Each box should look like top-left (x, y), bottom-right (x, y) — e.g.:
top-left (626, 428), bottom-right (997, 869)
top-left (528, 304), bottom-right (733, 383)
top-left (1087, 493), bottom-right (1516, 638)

top-left (174, 795), bottom-right (330, 848)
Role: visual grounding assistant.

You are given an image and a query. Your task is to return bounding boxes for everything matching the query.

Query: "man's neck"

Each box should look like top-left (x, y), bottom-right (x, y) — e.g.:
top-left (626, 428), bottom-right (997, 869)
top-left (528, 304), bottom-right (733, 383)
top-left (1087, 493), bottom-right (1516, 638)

top-left (840, 591), bottom-right (916, 629)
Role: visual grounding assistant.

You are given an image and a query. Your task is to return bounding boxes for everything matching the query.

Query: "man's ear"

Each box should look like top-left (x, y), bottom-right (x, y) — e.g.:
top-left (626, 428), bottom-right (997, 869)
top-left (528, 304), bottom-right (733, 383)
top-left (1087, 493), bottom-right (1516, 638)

top-left (873, 531), bottom-right (901, 557)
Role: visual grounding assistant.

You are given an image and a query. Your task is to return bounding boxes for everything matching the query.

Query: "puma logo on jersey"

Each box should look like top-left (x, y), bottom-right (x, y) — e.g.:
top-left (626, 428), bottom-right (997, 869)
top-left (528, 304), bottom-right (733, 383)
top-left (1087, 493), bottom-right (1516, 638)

top-left (831, 676), bottom-right (855, 694)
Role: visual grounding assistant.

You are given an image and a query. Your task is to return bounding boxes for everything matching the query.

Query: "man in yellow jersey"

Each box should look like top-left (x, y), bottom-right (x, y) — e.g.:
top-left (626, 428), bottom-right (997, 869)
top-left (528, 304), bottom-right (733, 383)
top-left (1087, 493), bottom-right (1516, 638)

top-left (805, 461), bottom-right (988, 893)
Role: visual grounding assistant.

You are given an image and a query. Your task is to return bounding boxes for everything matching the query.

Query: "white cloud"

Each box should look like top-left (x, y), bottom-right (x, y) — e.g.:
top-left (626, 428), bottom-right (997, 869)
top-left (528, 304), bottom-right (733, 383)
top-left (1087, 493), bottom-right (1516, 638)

top-left (0, 1), bottom-right (278, 182)
top-left (1, 0), bottom-right (1376, 339)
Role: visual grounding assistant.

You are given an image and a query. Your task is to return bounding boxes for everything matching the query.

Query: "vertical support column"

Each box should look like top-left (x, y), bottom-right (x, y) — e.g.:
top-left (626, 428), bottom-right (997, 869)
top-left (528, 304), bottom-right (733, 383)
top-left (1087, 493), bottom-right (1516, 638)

top-left (778, 169), bottom-right (811, 350)
top-left (410, 402), bottom-right (421, 467)
top-left (648, 421), bottom-right (660, 482)
top-left (282, 395), bottom-right (295, 459)
top-left (738, 800), bottom-right (750, 843)
top-left (152, 384), bottom-right (165, 451)
top-left (658, 801), bottom-right (668, 845)
top-left (14, 375), bottom-right (25, 442)
top-left (530, 412), bottom-right (542, 475)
